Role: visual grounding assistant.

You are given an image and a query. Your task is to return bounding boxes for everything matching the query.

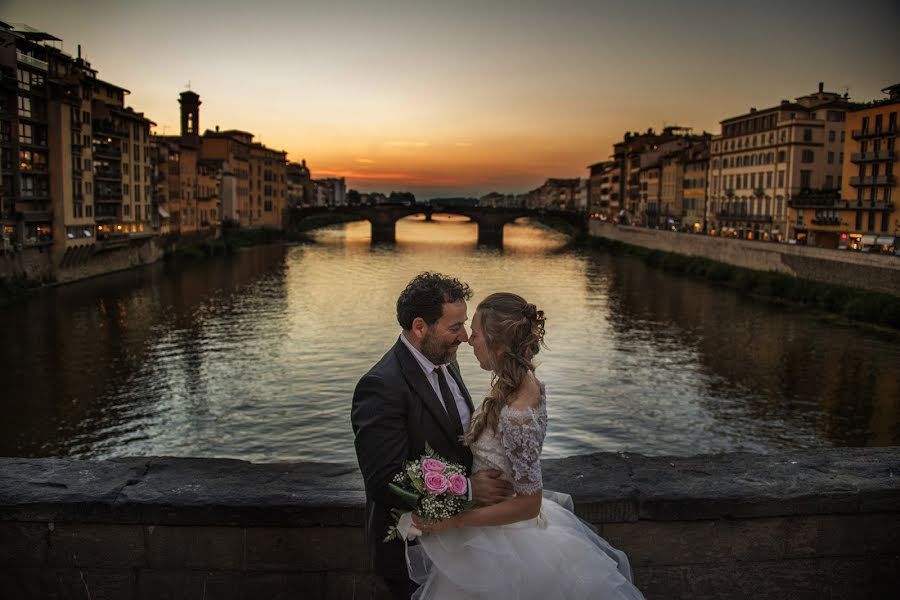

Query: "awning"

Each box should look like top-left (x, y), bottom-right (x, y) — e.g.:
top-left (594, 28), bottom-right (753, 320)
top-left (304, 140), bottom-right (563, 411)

top-left (861, 234), bottom-right (878, 245)
top-left (875, 236), bottom-right (895, 246)
top-left (158, 206), bottom-right (170, 218)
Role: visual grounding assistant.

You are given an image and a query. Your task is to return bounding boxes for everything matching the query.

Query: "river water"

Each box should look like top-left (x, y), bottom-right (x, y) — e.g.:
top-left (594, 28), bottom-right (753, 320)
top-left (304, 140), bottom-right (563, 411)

top-left (2, 216), bottom-right (897, 462)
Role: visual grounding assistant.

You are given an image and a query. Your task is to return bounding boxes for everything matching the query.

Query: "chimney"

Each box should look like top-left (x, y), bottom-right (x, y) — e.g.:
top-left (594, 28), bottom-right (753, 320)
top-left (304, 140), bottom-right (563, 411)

top-left (215, 125), bottom-right (219, 133)
top-left (77, 44), bottom-right (81, 59)
top-left (818, 82), bottom-right (824, 93)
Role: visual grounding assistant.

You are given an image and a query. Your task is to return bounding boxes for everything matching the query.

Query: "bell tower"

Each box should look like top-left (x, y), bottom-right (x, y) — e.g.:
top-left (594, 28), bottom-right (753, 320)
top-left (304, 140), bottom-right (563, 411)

top-left (179, 90), bottom-right (201, 142)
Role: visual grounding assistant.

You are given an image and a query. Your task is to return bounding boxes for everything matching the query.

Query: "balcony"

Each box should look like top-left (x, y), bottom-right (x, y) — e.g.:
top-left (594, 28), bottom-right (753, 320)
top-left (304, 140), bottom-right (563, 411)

top-left (849, 175), bottom-right (897, 186)
top-left (716, 211), bottom-right (773, 223)
top-left (93, 120), bottom-right (128, 138)
top-left (840, 200), bottom-right (894, 211)
top-left (851, 150), bottom-right (896, 163)
top-left (16, 51), bottom-right (48, 71)
top-left (95, 185), bottom-right (123, 200)
top-left (93, 143), bottom-right (121, 159)
top-left (852, 125), bottom-right (898, 140)
top-left (810, 216), bottom-right (841, 226)
top-left (94, 167), bottom-right (122, 181)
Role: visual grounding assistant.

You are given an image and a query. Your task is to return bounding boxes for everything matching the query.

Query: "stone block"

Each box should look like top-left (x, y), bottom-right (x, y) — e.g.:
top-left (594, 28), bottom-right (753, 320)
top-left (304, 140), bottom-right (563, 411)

top-left (244, 527), bottom-right (368, 572)
top-left (603, 520), bottom-right (732, 567)
top-left (47, 523), bottom-right (145, 568)
top-left (821, 557), bottom-right (874, 600)
top-left (727, 518), bottom-right (788, 562)
top-left (630, 565), bottom-right (691, 599)
top-left (52, 568), bottom-right (136, 600)
top-left (0, 521), bottom-right (48, 566)
top-left (0, 567), bottom-right (53, 599)
top-left (145, 525), bottom-right (243, 569)
top-left (135, 569), bottom-right (243, 600)
top-left (324, 572), bottom-right (392, 600)
top-left (684, 559), bottom-right (824, 600)
top-left (242, 572), bottom-right (324, 600)
top-left (785, 514), bottom-right (869, 558)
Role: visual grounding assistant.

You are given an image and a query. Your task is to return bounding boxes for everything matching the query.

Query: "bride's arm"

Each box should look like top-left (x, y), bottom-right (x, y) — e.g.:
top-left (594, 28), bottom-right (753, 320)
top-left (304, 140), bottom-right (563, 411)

top-left (416, 386), bottom-right (546, 532)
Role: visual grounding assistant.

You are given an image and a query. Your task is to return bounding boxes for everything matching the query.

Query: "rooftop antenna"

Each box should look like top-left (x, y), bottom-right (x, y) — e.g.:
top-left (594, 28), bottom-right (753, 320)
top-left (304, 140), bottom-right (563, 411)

top-left (185, 80), bottom-right (191, 91)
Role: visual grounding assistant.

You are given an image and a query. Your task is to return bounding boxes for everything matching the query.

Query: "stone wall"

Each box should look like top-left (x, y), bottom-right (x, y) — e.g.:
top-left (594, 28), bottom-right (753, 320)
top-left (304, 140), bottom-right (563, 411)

top-left (0, 449), bottom-right (897, 599)
top-left (589, 222), bottom-right (900, 298)
top-left (0, 237), bottom-right (165, 287)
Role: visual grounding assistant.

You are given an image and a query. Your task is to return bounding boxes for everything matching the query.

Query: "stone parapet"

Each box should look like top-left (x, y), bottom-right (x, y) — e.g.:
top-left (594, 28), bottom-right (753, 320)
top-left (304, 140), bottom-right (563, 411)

top-left (589, 221), bottom-right (900, 298)
top-left (0, 449), bottom-right (897, 599)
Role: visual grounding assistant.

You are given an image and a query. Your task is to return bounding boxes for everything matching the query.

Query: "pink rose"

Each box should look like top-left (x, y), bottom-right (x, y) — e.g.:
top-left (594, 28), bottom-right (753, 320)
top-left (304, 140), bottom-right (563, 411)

top-left (422, 459), bottom-right (446, 474)
top-left (448, 473), bottom-right (467, 496)
top-left (424, 472), bottom-right (449, 495)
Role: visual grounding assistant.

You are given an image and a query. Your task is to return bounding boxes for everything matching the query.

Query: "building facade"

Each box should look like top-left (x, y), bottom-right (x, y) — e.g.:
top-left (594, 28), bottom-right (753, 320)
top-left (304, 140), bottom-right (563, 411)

top-left (708, 83), bottom-right (850, 241)
top-left (792, 84), bottom-right (899, 251)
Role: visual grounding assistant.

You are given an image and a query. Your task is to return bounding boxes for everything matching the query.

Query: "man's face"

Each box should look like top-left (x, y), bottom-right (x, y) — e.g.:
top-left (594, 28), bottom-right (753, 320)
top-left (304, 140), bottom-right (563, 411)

top-left (420, 300), bottom-right (469, 365)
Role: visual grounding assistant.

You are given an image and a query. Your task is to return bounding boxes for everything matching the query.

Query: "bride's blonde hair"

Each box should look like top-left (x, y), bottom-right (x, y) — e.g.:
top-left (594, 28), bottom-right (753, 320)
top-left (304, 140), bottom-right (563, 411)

top-left (464, 293), bottom-right (546, 445)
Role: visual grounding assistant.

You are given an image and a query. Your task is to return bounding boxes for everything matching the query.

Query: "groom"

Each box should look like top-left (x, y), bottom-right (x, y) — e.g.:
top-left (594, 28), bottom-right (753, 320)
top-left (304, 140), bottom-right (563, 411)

top-left (351, 272), bottom-right (513, 599)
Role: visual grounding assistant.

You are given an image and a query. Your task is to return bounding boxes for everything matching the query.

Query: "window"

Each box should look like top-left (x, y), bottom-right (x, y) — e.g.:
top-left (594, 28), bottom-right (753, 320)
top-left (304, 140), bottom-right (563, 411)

top-left (801, 150), bottom-right (815, 163)
top-left (778, 150), bottom-right (786, 163)
top-left (840, 131), bottom-right (845, 142)
top-left (828, 151), bottom-right (834, 164)
top-left (861, 116), bottom-right (869, 133)
top-left (82, 111), bottom-right (90, 124)
top-left (800, 170), bottom-right (812, 189)
top-left (868, 211), bottom-right (875, 230)
top-left (133, 143), bottom-right (140, 160)
top-left (17, 96), bottom-right (31, 117)
top-left (855, 211), bottom-right (862, 230)
top-left (828, 130), bottom-right (835, 142)
top-left (134, 164), bottom-right (140, 179)
top-left (882, 212), bottom-right (890, 232)
top-left (837, 175), bottom-right (842, 189)
top-left (803, 128), bottom-right (812, 142)
top-left (766, 172), bottom-right (772, 187)
top-left (18, 122), bottom-right (33, 144)
top-left (123, 183), bottom-right (130, 195)
top-left (825, 175), bottom-right (833, 189)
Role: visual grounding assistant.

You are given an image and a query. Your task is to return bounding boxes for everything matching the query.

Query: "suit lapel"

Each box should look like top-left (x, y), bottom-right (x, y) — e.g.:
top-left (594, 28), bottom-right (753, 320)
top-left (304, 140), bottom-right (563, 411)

top-left (393, 339), bottom-right (459, 444)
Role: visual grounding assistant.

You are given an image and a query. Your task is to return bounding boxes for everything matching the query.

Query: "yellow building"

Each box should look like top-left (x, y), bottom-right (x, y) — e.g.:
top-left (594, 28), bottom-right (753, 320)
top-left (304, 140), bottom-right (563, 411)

top-left (839, 84), bottom-right (898, 252)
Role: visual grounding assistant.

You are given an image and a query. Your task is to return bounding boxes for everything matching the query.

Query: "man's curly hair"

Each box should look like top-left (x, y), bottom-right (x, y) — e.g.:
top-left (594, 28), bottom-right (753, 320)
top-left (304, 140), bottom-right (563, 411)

top-left (396, 272), bottom-right (473, 330)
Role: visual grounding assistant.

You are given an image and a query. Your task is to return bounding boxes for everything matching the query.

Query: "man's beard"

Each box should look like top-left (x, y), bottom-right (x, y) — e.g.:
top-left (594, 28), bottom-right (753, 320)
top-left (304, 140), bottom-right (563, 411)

top-left (421, 330), bottom-right (458, 365)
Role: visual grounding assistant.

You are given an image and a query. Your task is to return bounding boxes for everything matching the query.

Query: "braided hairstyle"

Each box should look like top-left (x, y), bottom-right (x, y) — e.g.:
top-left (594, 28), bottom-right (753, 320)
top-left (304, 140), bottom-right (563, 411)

top-left (464, 292), bottom-right (546, 445)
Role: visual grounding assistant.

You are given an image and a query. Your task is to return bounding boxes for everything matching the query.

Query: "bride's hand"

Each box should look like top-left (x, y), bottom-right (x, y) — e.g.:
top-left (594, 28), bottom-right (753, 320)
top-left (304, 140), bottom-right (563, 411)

top-left (411, 513), bottom-right (454, 534)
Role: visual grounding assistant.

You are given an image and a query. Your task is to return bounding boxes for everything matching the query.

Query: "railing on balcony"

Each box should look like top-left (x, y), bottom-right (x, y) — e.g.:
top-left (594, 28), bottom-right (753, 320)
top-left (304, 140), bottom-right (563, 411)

top-left (852, 125), bottom-right (898, 140)
top-left (810, 216), bottom-right (841, 226)
top-left (16, 51), bottom-right (48, 71)
top-left (93, 120), bottom-right (128, 138)
top-left (849, 175), bottom-right (897, 186)
top-left (95, 185), bottom-right (123, 200)
top-left (93, 143), bottom-right (121, 159)
top-left (851, 151), bottom-right (896, 163)
top-left (94, 168), bottom-right (122, 181)
top-left (716, 211), bottom-right (773, 223)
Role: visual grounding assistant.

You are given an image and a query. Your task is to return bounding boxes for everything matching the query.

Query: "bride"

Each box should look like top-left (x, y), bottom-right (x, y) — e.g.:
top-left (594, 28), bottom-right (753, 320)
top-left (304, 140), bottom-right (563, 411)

top-left (408, 292), bottom-right (645, 599)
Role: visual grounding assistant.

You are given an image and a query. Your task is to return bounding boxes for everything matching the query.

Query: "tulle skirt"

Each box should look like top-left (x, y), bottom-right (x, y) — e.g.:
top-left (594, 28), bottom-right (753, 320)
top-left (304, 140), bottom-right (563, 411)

top-left (408, 491), bottom-right (645, 600)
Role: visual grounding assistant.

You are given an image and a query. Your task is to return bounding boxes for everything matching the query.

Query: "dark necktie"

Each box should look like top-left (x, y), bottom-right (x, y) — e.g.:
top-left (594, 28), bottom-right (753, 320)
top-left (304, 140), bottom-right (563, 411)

top-left (435, 366), bottom-right (464, 439)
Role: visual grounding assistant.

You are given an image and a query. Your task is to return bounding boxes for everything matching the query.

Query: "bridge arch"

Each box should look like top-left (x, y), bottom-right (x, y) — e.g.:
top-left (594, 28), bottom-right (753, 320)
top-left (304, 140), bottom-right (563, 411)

top-left (288, 205), bottom-right (586, 246)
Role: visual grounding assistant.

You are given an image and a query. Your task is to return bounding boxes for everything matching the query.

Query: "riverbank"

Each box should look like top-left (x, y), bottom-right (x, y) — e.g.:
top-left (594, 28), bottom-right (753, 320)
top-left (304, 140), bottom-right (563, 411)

top-left (1, 448), bottom-right (896, 599)
top-left (585, 224), bottom-right (900, 331)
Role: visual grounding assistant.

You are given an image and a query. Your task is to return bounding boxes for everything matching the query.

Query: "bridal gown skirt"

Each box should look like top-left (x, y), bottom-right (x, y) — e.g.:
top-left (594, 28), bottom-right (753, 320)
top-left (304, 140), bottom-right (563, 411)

top-left (407, 491), bottom-right (645, 600)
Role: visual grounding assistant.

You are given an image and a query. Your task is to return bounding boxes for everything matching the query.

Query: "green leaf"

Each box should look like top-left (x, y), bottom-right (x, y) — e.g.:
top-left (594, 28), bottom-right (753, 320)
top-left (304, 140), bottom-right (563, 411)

top-left (388, 482), bottom-right (421, 509)
top-left (424, 441), bottom-right (435, 457)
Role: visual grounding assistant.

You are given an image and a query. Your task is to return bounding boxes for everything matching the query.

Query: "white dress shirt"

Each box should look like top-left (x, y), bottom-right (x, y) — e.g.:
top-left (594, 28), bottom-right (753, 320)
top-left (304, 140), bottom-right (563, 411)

top-left (399, 333), bottom-right (472, 432)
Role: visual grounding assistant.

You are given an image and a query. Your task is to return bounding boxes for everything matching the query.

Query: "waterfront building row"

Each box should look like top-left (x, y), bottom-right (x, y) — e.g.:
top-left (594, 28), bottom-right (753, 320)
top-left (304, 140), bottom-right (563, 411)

top-left (588, 83), bottom-right (899, 253)
top-left (0, 22), bottom-right (300, 266)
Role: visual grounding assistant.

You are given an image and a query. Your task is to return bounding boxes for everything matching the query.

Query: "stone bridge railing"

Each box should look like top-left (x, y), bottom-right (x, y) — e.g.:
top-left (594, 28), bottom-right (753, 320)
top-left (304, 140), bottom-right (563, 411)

top-left (1, 448), bottom-right (897, 599)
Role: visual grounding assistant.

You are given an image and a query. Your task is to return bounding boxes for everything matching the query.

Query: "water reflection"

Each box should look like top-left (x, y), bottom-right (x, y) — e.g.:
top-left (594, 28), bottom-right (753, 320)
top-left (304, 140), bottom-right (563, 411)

top-left (0, 220), bottom-right (896, 461)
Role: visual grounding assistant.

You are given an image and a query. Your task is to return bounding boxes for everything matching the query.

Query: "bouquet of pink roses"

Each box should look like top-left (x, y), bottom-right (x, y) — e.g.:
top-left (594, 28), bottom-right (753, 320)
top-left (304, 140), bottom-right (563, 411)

top-left (383, 443), bottom-right (472, 542)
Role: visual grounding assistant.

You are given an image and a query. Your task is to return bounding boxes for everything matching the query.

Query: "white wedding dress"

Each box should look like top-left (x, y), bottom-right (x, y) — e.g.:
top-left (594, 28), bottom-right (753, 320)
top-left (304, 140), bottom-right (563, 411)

top-left (407, 384), bottom-right (645, 599)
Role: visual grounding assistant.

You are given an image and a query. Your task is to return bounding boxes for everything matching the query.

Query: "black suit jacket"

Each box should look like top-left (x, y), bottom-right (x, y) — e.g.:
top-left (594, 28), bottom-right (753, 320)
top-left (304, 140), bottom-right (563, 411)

top-left (351, 337), bottom-right (475, 581)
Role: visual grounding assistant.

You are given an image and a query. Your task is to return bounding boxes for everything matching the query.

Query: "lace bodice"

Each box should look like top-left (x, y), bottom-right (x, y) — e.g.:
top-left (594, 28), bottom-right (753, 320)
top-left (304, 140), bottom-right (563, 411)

top-left (470, 384), bottom-right (547, 496)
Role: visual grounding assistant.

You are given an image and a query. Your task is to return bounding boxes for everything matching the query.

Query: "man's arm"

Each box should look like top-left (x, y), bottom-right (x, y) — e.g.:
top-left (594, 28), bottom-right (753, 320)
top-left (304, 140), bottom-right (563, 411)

top-left (351, 373), bottom-right (409, 508)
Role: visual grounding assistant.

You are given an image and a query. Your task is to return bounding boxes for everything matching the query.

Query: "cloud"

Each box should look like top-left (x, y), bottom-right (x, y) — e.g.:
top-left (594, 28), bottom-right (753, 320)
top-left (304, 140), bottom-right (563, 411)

top-left (385, 140), bottom-right (430, 148)
top-left (356, 158), bottom-right (376, 164)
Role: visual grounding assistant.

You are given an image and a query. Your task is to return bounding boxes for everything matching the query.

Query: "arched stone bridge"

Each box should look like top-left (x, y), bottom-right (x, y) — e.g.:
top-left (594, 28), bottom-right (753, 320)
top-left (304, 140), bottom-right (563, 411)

top-left (288, 204), bottom-right (587, 246)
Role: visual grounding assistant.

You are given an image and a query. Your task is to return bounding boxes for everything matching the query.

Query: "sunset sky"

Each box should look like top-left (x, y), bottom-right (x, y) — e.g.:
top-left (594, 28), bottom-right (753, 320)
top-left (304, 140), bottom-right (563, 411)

top-left (5, 0), bottom-right (899, 199)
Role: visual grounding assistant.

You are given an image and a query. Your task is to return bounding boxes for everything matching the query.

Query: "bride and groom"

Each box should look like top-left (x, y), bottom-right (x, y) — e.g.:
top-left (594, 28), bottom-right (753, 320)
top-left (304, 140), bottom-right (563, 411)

top-left (351, 272), bottom-right (644, 600)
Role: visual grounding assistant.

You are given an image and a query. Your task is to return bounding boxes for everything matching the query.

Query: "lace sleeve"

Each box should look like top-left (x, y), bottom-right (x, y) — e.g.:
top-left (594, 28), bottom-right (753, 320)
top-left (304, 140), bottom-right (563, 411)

top-left (499, 406), bottom-right (547, 496)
